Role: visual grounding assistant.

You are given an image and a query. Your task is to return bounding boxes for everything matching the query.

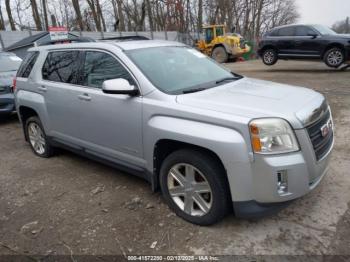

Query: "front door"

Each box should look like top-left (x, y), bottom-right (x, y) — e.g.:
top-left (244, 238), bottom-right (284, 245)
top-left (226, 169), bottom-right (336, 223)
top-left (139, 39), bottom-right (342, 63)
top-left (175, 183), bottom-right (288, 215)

top-left (77, 50), bottom-right (144, 168)
top-left (294, 26), bottom-right (322, 57)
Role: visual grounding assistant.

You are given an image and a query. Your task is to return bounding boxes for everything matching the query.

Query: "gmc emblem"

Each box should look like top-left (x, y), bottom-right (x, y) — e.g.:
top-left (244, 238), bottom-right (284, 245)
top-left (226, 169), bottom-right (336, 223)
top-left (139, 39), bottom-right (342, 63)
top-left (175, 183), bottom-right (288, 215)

top-left (321, 119), bottom-right (333, 137)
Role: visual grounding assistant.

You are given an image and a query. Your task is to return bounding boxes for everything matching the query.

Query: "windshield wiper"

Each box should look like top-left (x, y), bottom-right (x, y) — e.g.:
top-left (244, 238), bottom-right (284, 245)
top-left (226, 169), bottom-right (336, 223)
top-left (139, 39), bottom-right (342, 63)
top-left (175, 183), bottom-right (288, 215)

top-left (182, 87), bottom-right (208, 94)
top-left (215, 77), bottom-right (238, 84)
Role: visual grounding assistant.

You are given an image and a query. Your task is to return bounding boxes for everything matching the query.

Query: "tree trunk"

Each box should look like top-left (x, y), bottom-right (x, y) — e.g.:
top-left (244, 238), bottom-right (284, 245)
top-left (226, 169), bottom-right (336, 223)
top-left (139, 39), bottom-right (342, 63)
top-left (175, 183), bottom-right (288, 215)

top-left (5, 0), bottom-right (16, 30)
top-left (116, 0), bottom-right (125, 31)
top-left (51, 14), bottom-right (58, 27)
top-left (146, 0), bottom-right (153, 33)
top-left (72, 0), bottom-right (85, 31)
top-left (0, 3), bottom-right (5, 30)
top-left (96, 0), bottom-right (106, 31)
top-left (86, 0), bottom-right (101, 31)
top-left (197, 0), bottom-right (203, 33)
top-left (42, 0), bottom-right (49, 30)
top-left (30, 0), bottom-right (43, 30)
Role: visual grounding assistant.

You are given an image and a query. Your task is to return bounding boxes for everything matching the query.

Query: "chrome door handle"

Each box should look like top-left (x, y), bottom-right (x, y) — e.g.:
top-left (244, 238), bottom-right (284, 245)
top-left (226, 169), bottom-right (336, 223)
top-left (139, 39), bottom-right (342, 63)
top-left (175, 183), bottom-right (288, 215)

top-left (37, 86), bottom-right (47, 92)
top-left (78, 94), bottom-right (91, 101)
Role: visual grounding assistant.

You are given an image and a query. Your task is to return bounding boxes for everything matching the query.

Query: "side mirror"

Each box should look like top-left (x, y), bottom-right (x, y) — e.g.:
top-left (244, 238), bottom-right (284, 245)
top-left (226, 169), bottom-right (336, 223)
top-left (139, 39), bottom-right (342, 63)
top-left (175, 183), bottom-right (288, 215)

top-left (102, 78), bottom-right (139, 96)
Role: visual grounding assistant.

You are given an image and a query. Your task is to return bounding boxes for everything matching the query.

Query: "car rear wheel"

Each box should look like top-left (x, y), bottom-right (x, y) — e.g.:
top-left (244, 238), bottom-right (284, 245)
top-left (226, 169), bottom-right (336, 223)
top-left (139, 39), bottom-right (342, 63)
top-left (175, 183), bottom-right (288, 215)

top-left (324, 48), bottom-right (345, 68)
top-left (160, 149), bottom-right (231, 225)
top-left (211, 46), bottom-right (228, 63)
top-left (262, 49), bottom-right (278, 66)
top-left (25, 116), bottom-right (54, 158)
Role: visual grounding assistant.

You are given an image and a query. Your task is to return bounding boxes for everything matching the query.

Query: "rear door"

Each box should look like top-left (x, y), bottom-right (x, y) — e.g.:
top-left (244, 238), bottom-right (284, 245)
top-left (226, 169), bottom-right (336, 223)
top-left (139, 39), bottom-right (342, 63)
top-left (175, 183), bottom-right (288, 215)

top-left (276, 26), bottom-right (297, 55)
top-left (40, 50), bottom-right (85, 145)
top-left (76, 50), bottom-right (144, 168)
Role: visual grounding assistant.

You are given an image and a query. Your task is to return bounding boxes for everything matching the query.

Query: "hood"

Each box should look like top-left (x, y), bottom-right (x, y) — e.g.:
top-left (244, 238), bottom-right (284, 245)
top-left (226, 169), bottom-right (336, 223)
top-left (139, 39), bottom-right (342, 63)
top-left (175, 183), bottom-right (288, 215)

top-left (0, 71), bottom-right (17, 87)
top-left (176, 78), bottom-right (324, 129)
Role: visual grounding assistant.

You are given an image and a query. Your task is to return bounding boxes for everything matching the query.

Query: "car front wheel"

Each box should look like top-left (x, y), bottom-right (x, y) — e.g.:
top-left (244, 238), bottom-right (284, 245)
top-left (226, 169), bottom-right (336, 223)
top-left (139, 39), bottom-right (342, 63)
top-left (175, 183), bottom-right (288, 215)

top-left (160, 149), bottom-right (231, 225)
top-left (324, 48), bottom-right (345, 68)
top-left (262, 49), bottom-right (278, 66)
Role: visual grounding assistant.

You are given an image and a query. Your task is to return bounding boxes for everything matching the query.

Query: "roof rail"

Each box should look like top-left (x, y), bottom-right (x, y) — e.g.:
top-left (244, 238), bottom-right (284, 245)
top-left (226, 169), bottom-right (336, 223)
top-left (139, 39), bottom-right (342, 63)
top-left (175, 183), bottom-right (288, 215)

top-left (36, 36), bottom-right (96, 47)
top-left (100, 35), bottom-right (150, 41)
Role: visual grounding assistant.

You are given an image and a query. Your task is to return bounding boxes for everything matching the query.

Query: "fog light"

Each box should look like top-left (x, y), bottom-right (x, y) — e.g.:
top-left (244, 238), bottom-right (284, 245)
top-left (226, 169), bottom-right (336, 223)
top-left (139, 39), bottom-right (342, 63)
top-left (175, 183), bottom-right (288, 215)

top-left (277, 170), bottom-right (288, 195)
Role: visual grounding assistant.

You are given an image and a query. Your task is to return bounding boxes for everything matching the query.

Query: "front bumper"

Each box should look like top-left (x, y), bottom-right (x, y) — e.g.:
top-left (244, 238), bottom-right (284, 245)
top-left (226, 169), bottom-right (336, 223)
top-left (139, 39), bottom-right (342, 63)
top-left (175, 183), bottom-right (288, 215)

top-left (233, 127), bottom-right (333, 218)
top-left (0, 94), bottom-right (15, 115)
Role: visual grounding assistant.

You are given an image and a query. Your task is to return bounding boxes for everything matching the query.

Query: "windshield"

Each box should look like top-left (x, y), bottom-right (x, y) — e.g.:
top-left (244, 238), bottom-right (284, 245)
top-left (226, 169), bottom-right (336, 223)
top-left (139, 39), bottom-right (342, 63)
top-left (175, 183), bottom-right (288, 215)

top-left (0, 54), bottom-right (22, 72)
top-left (312, 25), bottom-right (337, 35)
top-left (126, 46), bottom-right (238, 94)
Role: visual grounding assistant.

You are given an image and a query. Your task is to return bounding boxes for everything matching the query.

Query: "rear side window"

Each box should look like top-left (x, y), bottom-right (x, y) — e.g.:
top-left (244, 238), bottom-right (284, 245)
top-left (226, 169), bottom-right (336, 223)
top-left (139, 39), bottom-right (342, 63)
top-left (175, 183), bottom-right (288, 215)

top-left (42, 51), bottom-right (80, 84)
top-left (277, 27), bottom-right (295, 36)
top-left (81, 51), bottom-right (135, 88)
top-left (295, 26), bottom-right (317, 36)
top-left (17, 52), bottom-right (38, 77)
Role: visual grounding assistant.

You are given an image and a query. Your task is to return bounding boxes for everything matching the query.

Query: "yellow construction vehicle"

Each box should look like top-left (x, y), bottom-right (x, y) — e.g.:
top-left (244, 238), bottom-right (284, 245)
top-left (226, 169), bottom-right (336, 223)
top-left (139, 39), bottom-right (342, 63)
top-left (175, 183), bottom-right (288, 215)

top-left (196, 25), bottom-right (250, 63)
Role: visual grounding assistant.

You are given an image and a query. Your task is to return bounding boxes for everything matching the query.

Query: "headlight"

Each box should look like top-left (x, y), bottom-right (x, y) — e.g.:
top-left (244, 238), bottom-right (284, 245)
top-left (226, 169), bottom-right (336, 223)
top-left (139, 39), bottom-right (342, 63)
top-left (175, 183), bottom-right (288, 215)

top-left (249, 118), bottom-right (299, 154)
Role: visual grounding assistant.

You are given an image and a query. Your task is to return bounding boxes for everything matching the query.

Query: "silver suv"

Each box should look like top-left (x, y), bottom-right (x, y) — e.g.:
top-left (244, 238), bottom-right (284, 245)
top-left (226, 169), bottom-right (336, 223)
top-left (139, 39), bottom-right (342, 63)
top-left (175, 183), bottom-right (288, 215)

top-left (15, 40), bottom-right (334, 225)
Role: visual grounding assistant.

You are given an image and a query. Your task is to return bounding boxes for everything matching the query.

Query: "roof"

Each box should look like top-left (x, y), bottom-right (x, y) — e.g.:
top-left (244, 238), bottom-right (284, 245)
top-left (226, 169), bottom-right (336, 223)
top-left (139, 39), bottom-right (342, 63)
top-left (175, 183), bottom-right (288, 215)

top-left (5, 32), bottom-right (79, 51)
top-left (29, 40), bottom-right (185, 52)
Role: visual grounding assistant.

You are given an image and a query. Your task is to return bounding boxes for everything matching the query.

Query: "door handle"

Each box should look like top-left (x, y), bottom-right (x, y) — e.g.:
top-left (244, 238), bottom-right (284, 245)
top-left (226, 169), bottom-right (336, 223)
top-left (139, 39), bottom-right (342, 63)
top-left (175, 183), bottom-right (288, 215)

top-left (78, 94), bottom-right (91, 101)
top-left (37, 86), bottom-right (47, 92)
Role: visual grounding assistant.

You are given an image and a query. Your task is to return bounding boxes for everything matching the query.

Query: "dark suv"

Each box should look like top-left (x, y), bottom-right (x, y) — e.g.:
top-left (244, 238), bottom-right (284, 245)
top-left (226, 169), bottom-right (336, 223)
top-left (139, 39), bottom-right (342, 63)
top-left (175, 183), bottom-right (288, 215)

top-left (258, 24), bottom-right (350, 68)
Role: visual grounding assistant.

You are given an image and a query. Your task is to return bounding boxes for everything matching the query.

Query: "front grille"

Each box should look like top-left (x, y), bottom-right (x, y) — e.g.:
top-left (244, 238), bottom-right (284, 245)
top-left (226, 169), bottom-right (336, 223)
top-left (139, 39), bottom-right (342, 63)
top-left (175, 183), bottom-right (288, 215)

top-left (306, 109), bottom-right (333, 161)
top-left (0, 85), bottom-right (12, 94)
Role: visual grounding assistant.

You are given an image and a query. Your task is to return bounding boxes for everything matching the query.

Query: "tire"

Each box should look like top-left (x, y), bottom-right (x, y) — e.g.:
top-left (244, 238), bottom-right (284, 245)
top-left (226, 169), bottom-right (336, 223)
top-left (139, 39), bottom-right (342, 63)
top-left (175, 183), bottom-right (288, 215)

top-left (211, 46), bottom-right (228, 63)
top-left (25, 116), bottom-right (54, 158)
top-left (159, 149), bottom-right (231, 225)
top-left (324, 47), bottom-right (345, 68)
top-left (262, 48), bottom-right (278, 66)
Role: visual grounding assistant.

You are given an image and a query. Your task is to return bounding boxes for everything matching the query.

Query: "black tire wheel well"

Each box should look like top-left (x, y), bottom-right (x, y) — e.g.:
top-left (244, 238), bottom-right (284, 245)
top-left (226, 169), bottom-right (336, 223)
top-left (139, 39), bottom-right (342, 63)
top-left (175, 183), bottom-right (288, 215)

top-left (322, 44), bottom-right (345, 59)
top-left (19, 106), bottom-right (38, 141)
top-left (159, 147), bottom-right (232, 225)
top-left (153, 139), bottom-right (229, 192)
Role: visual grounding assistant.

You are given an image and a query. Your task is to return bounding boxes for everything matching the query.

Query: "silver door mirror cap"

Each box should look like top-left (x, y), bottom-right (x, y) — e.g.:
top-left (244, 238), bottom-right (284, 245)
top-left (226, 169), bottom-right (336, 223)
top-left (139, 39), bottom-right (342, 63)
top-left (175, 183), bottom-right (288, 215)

top-left (102, 78), bottom-right (138, 96)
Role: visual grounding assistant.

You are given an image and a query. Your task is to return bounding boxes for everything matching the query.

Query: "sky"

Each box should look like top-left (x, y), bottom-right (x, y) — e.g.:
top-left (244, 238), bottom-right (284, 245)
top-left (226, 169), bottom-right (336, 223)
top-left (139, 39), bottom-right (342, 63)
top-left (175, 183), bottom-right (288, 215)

top-left (296, 0), bottom-right (350, 26)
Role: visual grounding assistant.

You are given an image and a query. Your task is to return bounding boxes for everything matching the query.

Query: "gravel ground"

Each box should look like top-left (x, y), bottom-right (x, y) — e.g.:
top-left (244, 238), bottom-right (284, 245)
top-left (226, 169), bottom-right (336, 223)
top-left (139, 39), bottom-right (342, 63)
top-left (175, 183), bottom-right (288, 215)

top-left (0, 59), bottom-right (349, 259)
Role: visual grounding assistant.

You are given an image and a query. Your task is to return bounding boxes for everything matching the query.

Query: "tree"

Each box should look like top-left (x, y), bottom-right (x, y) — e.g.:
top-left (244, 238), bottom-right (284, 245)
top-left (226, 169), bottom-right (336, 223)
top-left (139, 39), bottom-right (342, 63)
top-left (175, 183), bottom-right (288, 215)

top-left (333, 17), bottom-right (350, 34)
top-left (72, 0), bottom-right (85, 30)
top-left (5, 0), bottom-right (16, 30)
top-left (42, 0), bottom-right (49, 30)
top-left (30, 0), bottom-right (43, 30)
top-left (0, 1), bottom-right (5, 30)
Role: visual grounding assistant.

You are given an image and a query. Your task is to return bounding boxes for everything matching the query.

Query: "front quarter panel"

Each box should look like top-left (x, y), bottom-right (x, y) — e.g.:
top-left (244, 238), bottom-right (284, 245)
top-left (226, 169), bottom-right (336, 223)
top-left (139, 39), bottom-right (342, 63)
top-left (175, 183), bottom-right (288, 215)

top-left (143, 99), bottom-right (254, 202)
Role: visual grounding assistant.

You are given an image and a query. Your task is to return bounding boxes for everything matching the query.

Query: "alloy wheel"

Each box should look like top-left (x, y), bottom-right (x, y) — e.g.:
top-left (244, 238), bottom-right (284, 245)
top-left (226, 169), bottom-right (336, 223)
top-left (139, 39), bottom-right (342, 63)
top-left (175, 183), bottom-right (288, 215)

top-left (167, 163), bottom-right (213, 216)
top-left (327, 50), bottom-right (343, 66)
top-left (28, 122), bottom-right (46, 155)
top-left (264, 51), bottom-right (275, 64)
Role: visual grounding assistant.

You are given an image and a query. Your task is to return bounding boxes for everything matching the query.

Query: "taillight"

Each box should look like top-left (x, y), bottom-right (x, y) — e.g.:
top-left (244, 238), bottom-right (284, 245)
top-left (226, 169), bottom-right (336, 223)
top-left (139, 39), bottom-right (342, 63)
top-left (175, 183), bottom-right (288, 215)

top-left (12, 77), bottom-right (17, 92)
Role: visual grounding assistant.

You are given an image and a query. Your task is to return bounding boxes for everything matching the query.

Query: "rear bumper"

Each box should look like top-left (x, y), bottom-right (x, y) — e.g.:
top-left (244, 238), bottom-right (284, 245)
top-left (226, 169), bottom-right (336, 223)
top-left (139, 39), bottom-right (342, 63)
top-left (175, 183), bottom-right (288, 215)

top-left (0, 94), bottom-right (15, 114)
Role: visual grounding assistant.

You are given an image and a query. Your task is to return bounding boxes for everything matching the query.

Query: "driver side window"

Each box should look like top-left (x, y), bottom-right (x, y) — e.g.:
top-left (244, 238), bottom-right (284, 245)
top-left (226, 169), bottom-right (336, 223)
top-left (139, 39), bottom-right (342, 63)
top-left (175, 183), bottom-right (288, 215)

top-left (82, 51), bottom-right (135, 89)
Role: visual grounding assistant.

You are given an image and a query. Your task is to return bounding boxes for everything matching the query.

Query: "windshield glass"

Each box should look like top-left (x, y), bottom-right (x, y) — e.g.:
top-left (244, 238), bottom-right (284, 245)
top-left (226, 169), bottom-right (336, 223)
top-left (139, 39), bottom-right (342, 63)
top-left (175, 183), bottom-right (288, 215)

top-left (312, 25), bottom-right (337, 35)
top-left (126, 46), bottom-right (237, 94)
top-left (0, 54), bottom-right (22, 72)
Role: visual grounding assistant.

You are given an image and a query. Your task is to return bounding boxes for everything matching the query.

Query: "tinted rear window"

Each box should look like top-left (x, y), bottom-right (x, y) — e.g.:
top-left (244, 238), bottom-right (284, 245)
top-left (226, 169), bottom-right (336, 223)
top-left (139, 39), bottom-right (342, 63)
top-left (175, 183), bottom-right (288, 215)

top-left (42, 51), bottom-right (80, 84)
top-left (0, 53), bottom-right (23, 72)
top-left (17, 52), bottom-right (38, 77)
top-left (278, 27), bottom-right (295, 36)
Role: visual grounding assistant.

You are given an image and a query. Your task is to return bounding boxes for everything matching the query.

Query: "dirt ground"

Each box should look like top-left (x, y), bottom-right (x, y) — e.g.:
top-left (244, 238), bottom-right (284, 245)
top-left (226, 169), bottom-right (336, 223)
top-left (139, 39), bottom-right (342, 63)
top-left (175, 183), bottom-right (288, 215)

top-left (0, 60), bottom-right (350, 259)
